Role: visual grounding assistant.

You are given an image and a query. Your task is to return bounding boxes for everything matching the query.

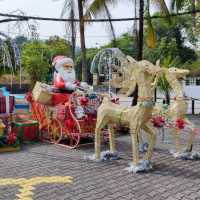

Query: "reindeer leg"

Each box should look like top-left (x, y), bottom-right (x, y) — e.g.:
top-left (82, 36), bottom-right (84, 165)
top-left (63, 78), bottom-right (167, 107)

top-left (95, 124), bottom-right (102, 160)
top-left (184, 119), bottom-right (195, 152)
top-left (138, 131), bottom-right (149, 153)
top-left (185, 129), bottom-right (195, 153)
top-left (95, 116), bottom-right (109, 161)
top-left (142, 123), bottom-right (156, 162)
top-left (84, 119), bottom-right (104, 161)
top-left (131, 131), bottom-right (139, 167)
top-left (180, 120), bottom-right (200, 160)
top-left (125, 125), bottom-right (141, 173)
top-left (126, 123), bottom-right (155, 172)
top-left (108, 125), bottom-right (115, 152)
top-left (170, 128), bottom-right (182, 158)
top-left (99, 125), bottom-right (120, 161)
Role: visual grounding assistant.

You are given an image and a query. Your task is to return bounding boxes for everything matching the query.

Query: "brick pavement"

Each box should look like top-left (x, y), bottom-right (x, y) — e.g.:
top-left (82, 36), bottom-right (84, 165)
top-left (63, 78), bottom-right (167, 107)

top-left (0, 116), bottom-right (200, 200)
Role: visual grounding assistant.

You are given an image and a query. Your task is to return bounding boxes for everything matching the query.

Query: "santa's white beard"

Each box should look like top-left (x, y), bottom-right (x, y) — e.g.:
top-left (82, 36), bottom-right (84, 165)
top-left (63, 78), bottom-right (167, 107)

top-left (59, 68), bottom-right (76, 83)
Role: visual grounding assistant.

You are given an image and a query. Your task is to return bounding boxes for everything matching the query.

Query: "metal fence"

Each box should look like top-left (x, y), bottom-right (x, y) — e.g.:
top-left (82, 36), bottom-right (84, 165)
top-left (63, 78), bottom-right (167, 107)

top-left (118, 97), bottom-right (200, 115)
top-left (155, 98), bottom-right (200, 115)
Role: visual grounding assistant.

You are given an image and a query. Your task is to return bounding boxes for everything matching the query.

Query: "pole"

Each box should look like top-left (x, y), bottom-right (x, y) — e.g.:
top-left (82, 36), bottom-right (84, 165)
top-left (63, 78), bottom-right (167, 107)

top-left (78, 0), bottom-right (87, 82)
top-left (70, 7), bottom-right (76, 61)
top-left (137, 0), bottom-right (144, 61)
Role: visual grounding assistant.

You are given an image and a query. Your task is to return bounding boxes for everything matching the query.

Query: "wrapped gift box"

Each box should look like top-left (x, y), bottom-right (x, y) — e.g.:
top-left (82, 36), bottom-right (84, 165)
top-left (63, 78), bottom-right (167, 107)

top-left (32, 82), bottom-right (52, 105)
top-left (12, 120), bottom-right (39, 142)
top-left (0, 96), bottom-right (15, 114)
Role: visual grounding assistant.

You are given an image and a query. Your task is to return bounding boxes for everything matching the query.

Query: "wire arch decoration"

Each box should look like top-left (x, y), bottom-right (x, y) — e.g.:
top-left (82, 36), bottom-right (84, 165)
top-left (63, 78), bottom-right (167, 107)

top-left (8, 9), bottom-right (39, 40)
top-left (0, 31), bottom-right (22, 87)
top-left (90, 48), bottom-right (128, 95)
top-left (0, 10), bottom-right (39, 89)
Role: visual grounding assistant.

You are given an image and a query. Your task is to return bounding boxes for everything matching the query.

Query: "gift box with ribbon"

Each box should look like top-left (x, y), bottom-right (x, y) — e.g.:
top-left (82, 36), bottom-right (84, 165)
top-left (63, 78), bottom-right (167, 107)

top-left (0, 95), bottom-right (15, 114)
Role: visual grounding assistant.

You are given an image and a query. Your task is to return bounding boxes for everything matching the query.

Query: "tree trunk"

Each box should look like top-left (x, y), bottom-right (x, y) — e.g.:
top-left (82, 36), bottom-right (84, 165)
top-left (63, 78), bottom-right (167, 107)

top-left (70, 8), bottom-right (76, 61)
top-left (165, 89), bottom-right (170, 105)
top-left (137, 0), bottom-right (144, 61)
top-left (78, 0), bottom-right (87, 82)
top-left (133, 0), bottom-right (138, 57)
top-left (132, 0), bottom-right (144, 106)
top-left (104, 3), bottom-right (117, 47)
top-left (192, 0), bottom-right (196, 31)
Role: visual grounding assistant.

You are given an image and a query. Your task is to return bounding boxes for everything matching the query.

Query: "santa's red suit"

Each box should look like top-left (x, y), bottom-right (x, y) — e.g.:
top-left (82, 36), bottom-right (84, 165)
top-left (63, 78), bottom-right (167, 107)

top-left (52, 56), bottom-right (89, 91)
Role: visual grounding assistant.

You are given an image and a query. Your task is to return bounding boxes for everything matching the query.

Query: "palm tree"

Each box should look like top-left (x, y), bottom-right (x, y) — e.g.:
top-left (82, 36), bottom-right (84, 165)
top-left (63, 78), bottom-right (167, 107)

top-left (77, 0), bottom-right (88, 82)
top-left (170, 0), bottom-right (198, 30)
top-left (60, 0), bottom-right (76, 60)
top-left (84, 1), bottom-right (117, 47)
top-left (85, 0), bottom-right (173, 61)
top-left (85, 0), bottom-right (171, 107)
top-left (138, 0), bottom-right (144, 60)
top-left (58, 0), bottom-right (117, 82)
top-left (58, 0), bottom-right (87, 81)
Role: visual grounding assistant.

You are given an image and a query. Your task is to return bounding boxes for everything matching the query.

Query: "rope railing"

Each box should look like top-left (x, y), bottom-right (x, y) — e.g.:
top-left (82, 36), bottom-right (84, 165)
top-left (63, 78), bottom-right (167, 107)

top-left (0, 9), bottom-right (200, 22)
top-left (118, 96), bottom-right (200, 115)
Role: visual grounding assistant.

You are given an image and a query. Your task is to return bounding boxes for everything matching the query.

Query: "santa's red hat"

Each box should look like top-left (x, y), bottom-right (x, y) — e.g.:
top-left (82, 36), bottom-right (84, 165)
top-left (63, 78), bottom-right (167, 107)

top-left (52, 55), bottom-right (66, 66)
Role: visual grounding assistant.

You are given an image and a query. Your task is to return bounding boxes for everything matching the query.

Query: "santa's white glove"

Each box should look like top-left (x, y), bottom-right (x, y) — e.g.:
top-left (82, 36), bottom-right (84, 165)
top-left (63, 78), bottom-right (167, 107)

top-left (65, 82), bottom-right (76, 91)
top-left (88, 86), bottom-right (94, 93)
top-left (80, 82), bottom-right (90, 89)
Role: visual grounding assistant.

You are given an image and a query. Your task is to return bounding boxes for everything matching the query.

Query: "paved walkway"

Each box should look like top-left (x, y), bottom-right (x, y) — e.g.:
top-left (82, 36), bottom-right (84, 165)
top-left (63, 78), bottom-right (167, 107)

top-left (0, 116), bottom-right (200, 200)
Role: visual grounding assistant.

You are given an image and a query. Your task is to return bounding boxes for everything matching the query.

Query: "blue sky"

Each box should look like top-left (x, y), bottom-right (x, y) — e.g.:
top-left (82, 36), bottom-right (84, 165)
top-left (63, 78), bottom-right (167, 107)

top-left (0, 0), bottom-right (137, 47)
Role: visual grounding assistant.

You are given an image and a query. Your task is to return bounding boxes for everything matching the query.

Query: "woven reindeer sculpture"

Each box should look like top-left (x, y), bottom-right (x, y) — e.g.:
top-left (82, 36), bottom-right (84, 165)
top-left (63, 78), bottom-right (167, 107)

top-left (112, 64), bottom-right (199, 160)
top-left (93, 56), bottom-right (162, 172)
top-left (162, 68), bottom-right (199, 159)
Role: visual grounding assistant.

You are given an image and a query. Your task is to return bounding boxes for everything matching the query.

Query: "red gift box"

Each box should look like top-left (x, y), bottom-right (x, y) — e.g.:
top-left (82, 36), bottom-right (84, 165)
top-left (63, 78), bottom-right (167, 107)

top-left (0, 96), bottom-right (15, 114)
top-left (13, 120), bottom-right (39, 142)
top-left (52, 93), bottom-right (69, 106)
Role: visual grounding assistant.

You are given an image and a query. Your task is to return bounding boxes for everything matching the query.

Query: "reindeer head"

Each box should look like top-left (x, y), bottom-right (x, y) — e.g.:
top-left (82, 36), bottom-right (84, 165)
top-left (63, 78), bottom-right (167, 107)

top-left (110, 55), bottom-right (136, 89)
top-left (138, 59), bottom-right (162, 76)
top-left (164, 67), bottom-right (189, 82)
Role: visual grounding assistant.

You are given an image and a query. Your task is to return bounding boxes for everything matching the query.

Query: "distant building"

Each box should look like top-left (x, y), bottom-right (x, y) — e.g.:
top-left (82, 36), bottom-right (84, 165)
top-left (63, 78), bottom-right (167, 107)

top-left (184, 75), bottom-right (200, 99)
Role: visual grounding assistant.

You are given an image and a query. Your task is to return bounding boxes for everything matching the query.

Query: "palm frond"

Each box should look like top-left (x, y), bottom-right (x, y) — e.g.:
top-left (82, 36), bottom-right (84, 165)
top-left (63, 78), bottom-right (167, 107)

top-left (170, 0), bottom-right (185, 12)
top-left (104, 3), bottom-right (117, 46)
top-left (153, 0), bottom-right (171, 23)
top-left (60, 0), bottom-right (72, 18)
top-left (146, 0), bottom-right (156, 48)
top-left (170, 0), bottom-right (176, 11)
top-left (85, 0), bottom-right (119, 19)
top-left (146, 18), bottom-right (157, 48)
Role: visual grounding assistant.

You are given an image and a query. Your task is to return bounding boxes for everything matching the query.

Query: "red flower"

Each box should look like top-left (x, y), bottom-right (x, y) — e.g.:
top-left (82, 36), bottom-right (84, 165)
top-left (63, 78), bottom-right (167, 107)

top-left (151, 116), bottom-right (165, 128)
top-left (176, 119), bottom-right (185, 129)
top-left (80, 97), bottom-right (89, 106)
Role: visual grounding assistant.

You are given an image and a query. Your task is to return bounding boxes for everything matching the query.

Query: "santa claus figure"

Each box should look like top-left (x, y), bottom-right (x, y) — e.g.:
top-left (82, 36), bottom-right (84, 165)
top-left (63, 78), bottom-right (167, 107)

top-left (52, 56), bottom-right (90, 91)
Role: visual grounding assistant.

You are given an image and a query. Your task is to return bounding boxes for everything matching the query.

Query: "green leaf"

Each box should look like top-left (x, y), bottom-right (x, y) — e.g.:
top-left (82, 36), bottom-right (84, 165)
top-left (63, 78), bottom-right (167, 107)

top-left (146, 16), bottom-right (157, 48)
top-left (153, 0), bottom-right (171, 24)
top-left (85, 0), bottom-right (120, 19)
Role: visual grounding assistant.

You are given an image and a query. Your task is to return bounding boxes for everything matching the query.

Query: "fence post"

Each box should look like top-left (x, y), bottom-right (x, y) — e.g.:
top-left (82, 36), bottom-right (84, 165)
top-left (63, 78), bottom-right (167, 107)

top-left (192, 99), bottom-right (195, 115)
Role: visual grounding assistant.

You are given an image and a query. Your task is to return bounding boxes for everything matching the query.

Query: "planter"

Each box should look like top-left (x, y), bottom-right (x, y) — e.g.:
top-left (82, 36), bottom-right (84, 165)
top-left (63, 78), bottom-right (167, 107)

top-left (0, 146), bottom-right (20, 153)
